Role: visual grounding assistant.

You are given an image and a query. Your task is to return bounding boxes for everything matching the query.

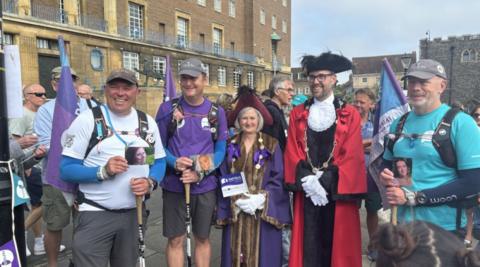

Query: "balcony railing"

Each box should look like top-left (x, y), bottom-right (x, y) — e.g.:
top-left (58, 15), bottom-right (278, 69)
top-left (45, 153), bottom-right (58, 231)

top-left (31, 2), bottom-right (68, 24)
top-left (79, 14), bottom-right (108, 32)
top-left (2, 0), bottom-right (18, 14)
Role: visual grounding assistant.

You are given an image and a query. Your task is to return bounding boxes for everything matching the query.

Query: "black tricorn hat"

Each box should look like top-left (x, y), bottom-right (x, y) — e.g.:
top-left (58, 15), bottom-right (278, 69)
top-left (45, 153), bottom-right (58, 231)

top-left (301, 52), bottom-right (352, 74)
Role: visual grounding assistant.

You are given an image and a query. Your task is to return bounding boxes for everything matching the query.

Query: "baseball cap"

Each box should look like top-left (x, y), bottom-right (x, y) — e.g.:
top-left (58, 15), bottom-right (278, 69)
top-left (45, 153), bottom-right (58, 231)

top-left (51, 66), bottom-right (78, 79)
top-left (179, 58), bottom-right (206, 77)
top-left (106, 69), bottom-right (138, 85)
top-left (402, 59), bottom-right (447, 80)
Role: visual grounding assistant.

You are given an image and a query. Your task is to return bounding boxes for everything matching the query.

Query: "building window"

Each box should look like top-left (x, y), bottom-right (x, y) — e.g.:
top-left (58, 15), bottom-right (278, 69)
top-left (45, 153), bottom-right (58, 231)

top-left (3, 33), bottom-right (14, 45)
top-left (59, 0), bottom-right (67, 23)
top-left (304, 87), bottom-right (310, 94)
top-left (247, 71), bottom-right (254, 88)
top-left (362, 77), bottom-right (367, 83)
top-left (197, 0), bottom-right (206, 6)
top-left (218, 66), bottom-right (226, 86)
top-left (152, 56), bottom-right (166, 78)
top-left (282, 20), bottom-right (287, 33)
top-left (213, 28), bottom-right (223, 55)
top-left (202, 63), bottom-right (210, 85)
top-left (282, 0), bottom-right (287, 7)
top-left (90, 48), bottom-right (104, 71)
top-left (122, 51), bottom-right (140, 79)
top-left (272, 15), bottom-right (277, 29)
top-left (214, 0), bottom-right (221, 12)
top-left (228, 0), bottom-right (236, 17)
top-left (260, 9), bottom-right (265, 25)
top-left (36, 38), bottom-right (58, 50)
top-left (159, 23), bottom-right (166, 43)
top-left (176, 17), bottom-right (189, 48)
top-left (233, 69), bottom-right (241, 88)
top-left (297, 88), bottom-right (303, 94)
top-left (128, 2), bottom-right (144, 39)
top-left (462, 49), bottom-right (475, 62)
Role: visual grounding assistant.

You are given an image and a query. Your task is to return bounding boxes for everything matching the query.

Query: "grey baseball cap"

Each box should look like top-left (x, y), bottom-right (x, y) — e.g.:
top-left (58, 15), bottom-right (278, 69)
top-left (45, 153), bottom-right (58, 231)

top-left (179, 58), bottom-right (206, 77)
top-left (106, 69), bottom-right (138, 85)
top-left (402, 59), bottom-right (447, 80)
top-left (51, 66), bottom-right (78, 79)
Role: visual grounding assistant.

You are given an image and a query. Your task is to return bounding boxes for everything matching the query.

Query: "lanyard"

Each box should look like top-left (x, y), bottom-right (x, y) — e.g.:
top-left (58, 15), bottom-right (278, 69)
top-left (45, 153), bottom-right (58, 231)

top-left (102, 104), bottom-right (134, 147)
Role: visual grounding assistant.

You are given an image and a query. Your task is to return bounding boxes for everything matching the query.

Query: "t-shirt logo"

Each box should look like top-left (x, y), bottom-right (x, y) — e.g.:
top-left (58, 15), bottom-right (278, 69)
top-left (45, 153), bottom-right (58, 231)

top-left (201, 117), bottom-right (211, 130)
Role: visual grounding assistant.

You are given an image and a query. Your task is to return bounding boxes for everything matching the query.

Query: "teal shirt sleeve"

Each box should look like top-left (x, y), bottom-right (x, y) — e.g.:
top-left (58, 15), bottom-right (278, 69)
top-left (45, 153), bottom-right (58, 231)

top-left (452, 113), bottom-right (480, 170)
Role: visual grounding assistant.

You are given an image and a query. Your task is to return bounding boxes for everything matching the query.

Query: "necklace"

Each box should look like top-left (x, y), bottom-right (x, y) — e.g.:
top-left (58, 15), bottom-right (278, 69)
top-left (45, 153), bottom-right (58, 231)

top-left (228, 133), bottom-right (270, 175)
top-left (304, 126), bottom-right (337, 174)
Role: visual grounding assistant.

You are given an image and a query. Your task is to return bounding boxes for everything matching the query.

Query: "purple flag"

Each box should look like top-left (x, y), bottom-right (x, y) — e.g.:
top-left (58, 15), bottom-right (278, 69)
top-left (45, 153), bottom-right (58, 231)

top-left (164, 55), bottom-right (177, 102)
top-left (45, 36), bottom-right (79, 193)
top-left (368, 59), bottom-right (410, 209)
top-left (0, 240), bottom-right (20, 267)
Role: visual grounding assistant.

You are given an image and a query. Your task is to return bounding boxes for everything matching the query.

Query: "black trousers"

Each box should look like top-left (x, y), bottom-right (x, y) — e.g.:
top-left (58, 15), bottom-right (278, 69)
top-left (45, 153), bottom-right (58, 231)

top-left (0, 202), bottom-right (26, 266)
top-left (303, 196), bottom-right (336, 267)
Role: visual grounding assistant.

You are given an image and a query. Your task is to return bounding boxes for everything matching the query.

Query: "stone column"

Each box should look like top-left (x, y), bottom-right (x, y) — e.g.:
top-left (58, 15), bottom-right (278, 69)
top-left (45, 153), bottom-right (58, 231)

top-left (17, 0), bottom-right (31, 16)
top-left (64, 0), bottom-right (79, 25)
top-left (104, 0), bottom-right (117, 34)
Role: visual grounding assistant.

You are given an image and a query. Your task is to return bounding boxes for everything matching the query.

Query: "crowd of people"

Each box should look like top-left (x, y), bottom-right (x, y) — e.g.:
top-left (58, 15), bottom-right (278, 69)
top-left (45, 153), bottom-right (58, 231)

top-left (3, 53), bottom-right (480, 267)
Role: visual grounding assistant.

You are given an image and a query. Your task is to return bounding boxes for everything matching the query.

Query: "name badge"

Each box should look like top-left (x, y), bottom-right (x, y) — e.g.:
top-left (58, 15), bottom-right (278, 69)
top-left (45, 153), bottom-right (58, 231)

top-left (220, 172), bottom-right (248, 198)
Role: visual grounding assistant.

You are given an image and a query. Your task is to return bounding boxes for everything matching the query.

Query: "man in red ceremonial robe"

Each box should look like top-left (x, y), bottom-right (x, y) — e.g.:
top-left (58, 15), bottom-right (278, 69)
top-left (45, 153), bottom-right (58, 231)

top-left (284, 52), bottom-right (367, 267)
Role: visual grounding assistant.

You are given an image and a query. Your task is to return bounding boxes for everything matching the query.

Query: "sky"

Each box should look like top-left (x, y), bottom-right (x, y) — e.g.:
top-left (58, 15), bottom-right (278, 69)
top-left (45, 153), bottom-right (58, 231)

top-left (291, 0), bottom-right (480, 82)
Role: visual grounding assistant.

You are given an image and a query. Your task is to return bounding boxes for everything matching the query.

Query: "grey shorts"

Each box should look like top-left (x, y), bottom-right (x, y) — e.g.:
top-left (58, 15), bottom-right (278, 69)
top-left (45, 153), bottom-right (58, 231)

top-left (41, 185), bottom-right (72, 231)
top-left (162, 189), bottom-right (216, 239)
top-left (73, 210), bottom-right (138, 267)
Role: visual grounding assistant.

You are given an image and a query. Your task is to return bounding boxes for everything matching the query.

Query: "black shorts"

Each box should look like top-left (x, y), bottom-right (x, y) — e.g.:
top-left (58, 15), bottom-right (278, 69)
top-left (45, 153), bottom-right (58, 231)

top-left (162, 189), bottom-right (216, 239)
top-left (25, 167), bottom-right (42, 206)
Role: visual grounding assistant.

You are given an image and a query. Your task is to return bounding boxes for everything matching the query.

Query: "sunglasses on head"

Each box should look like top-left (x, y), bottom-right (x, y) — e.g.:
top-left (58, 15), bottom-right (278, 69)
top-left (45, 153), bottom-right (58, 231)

top-left (28, 92), bottom-right (47, 97)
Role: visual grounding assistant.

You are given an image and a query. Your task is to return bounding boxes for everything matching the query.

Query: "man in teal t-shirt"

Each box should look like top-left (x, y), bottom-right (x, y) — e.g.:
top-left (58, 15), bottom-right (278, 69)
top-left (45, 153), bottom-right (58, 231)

top-left (380, 59), bottom-right (480, 231)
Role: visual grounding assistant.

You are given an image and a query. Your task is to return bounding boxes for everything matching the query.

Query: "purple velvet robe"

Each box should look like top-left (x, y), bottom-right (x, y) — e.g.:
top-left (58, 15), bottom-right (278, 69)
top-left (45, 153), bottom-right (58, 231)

top-left (217, 136), bottom-right (292, 267)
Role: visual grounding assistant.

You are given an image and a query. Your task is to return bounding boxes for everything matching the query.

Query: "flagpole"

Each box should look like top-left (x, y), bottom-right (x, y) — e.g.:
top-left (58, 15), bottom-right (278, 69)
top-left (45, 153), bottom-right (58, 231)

top-left (0, 1), bottom-right (27, 265)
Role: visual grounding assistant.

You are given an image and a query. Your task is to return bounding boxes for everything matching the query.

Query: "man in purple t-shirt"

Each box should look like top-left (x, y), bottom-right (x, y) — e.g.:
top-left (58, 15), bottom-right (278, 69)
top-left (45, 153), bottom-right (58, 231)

top-left (156, 57), bottom-right (227, 267)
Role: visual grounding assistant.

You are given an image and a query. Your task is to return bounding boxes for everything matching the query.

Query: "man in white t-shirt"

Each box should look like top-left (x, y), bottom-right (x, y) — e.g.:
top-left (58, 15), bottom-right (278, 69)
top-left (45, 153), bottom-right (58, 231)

top-left (59, 69), bottom-right (166, 266)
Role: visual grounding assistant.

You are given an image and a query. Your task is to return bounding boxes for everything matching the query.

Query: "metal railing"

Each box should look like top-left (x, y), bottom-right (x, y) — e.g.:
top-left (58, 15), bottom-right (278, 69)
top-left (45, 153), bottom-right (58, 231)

top-left (79, 14), bottom-right (108, 32)
top-left (2, 0), bottom-right (18, 14)
top-left (31, 2), bottom-right (68, 24)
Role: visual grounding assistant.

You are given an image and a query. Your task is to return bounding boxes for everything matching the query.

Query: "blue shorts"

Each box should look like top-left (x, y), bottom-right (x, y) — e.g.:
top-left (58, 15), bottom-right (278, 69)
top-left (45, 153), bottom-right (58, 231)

top-left (26, 167), bottom-right (42, 206)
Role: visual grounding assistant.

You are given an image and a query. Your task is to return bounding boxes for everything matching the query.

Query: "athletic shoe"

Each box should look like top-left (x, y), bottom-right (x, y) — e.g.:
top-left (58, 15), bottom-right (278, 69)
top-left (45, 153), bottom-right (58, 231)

top-left (33, 237), bottom-right (66, 255)
top-left (367, 250), bottom-right (378, 261)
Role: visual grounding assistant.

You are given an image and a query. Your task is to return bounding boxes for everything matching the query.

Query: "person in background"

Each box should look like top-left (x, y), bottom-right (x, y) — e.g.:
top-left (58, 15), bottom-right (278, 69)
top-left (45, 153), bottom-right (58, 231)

top-left (353, 88), bottom-right (382, 261)
top-left (77, 84), bottom-right (101, 108)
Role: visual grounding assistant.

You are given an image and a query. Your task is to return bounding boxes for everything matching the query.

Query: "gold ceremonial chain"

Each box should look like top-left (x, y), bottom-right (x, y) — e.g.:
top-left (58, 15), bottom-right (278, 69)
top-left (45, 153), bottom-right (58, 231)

top-left (304, 128), bottom-right (336, 174)
top-left (230, 133), bottom-right (265, 180)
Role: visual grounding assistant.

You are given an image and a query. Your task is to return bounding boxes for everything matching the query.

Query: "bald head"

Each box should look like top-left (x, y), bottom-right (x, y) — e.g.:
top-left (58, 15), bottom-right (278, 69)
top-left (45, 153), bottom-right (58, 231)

top-left (23, 84), bottom-right (46, 111)
top-left (77, 84), bottom-right (93, 100)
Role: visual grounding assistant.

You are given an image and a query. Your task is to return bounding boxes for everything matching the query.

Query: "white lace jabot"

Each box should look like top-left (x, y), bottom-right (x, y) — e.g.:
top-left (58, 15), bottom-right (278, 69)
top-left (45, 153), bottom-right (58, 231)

top-left (307, 93), bottom-right (336, 132)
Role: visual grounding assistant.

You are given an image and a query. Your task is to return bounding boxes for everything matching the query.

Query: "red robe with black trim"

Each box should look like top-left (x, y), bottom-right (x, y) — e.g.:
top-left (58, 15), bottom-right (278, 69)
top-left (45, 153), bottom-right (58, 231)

top-left (284, 102), bottom-right (366, 267)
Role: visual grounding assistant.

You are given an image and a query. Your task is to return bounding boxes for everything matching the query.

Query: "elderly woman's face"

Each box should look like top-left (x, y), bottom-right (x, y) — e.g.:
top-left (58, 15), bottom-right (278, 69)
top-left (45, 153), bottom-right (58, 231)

top-left (239, 108), bottom-right (259, 134)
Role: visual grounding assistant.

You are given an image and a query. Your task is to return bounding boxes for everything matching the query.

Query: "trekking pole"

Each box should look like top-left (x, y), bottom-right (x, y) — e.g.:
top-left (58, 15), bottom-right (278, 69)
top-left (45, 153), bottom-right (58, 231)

top-left (391, 205), bottom-right (398, 225)
top-left (184, 183), bottom-right (192, 267)
top-left (136, 196), bottom-right (146, 267)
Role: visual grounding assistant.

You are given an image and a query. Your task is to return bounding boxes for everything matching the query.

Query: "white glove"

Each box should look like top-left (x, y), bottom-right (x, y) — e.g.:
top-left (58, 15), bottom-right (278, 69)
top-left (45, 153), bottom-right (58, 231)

top-left (235, 193), bottom-right (266, 215)
top-left (301, 174), bottom-right (328, 206)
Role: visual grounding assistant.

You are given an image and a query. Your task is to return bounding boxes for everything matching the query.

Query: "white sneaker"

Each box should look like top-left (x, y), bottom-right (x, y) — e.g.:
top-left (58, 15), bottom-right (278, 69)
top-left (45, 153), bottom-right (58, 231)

top-left (33, 242), bottom-right (66, 255)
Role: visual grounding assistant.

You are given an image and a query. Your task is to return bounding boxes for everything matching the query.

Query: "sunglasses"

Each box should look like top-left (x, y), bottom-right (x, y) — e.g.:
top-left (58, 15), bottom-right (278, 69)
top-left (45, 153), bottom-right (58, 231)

top-left (28, 92), bottom-right (47, 97)
top-left (473, 113), bottom-right (480, 118)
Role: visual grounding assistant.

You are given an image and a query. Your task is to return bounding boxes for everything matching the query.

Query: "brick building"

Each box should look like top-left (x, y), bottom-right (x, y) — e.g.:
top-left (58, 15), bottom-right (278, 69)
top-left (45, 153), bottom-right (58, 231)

top-left (420, 35), bottom-right (480, 108)
top-left (352, 52), bottom-right (416, 93)
top-left (2, 0), bottom-right (291, 115)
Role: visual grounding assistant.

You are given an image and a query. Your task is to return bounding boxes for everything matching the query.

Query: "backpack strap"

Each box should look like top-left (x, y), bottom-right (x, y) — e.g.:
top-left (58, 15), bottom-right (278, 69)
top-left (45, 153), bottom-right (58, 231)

top-left (208, 103), bottom-right (219, 141)
top-left (432, 107), bottom-right (460, 169)
top-left (386, 112), bottom-right (410, 153)
top-left (137, 109), bottom-right (154, 147)
top-left (85, 106), bottom-right (109, 159)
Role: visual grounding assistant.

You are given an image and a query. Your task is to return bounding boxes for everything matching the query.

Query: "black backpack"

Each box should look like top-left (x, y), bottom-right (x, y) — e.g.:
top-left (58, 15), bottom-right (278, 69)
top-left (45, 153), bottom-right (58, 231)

top-left (84, 105), bottom-right (152, 159)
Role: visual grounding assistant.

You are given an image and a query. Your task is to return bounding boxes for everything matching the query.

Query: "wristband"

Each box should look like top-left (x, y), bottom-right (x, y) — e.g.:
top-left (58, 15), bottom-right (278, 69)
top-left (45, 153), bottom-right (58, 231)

top-left (97, 166), bottom-right (114, 181)
top-left (147, 177), bottom-right (158, 191)
top-left (401, 187), bottom-right (417, 206)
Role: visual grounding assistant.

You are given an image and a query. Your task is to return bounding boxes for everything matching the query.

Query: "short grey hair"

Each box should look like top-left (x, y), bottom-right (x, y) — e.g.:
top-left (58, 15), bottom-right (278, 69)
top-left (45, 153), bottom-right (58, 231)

top-left (234, 107), bottom-right (264, 132)
top-left (267, 76), bottom-right (291, 98)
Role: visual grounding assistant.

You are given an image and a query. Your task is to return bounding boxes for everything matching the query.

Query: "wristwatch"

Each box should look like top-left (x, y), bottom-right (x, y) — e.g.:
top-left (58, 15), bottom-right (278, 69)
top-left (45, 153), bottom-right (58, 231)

top-left (401, 187), bottom-right (417, 206)
top-left (97, 166), bottom-right (114, 181)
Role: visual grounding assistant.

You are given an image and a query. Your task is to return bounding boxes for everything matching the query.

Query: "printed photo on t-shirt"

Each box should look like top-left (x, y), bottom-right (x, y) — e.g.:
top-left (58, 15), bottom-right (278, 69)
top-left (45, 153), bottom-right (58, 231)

top-left (125, 146), bottom-right (154, 165)
top-left (392, 157), bottom-right (413, 187)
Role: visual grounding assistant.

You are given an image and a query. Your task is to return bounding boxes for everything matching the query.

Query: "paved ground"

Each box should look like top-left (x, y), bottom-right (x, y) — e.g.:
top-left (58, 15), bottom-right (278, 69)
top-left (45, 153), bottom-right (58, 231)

top-left (27, 190), bottom-right (382, 267)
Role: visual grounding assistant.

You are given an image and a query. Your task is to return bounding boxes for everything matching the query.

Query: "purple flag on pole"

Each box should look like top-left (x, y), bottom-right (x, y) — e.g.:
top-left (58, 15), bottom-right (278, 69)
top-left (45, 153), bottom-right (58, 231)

top-left (0, 240), bottom-right (20, 267)
top-left (368, 58), bottom-right (410, 209)
top-left (45, 36), bottom-right (79, 193)
top-left (164, 55), bottom-right (177, 102)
